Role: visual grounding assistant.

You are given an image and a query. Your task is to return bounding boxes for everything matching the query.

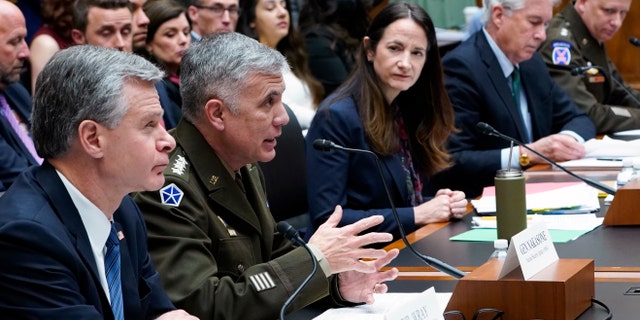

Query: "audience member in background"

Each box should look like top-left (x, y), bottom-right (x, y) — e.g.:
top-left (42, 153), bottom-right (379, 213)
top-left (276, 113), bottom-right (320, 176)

top-left (130, 0), bottom-right (150, 54)
top-left (29, 0), bottom-right (75, 93)
top-left (0, 1), bottom-right (42, 190)
top-left (143, 0), bottom-right (190, 129)
top-left (71, 0), bottom-right (133, 51)
top-left (539, 0), bottom-right (640, 134)
top-left (428, 0), bottom-right (595, 198)
top-left (188, 0), bottom-right (239, 41)
top-left (0, 44), bottom-right (197, 320)
top-left (237, 0), bottom-right (323, 133)
top-left (298, 0), bottom-right (370, 98)
top-left (133, 32), bottom-right (399, 319)
top-left (305, 2), bottom-right (467, 240)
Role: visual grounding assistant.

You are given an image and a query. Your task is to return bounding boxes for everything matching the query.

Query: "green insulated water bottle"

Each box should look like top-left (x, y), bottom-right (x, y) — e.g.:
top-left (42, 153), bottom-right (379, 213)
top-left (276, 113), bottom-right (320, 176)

top-left (495, 169), bottom-right (527, 241)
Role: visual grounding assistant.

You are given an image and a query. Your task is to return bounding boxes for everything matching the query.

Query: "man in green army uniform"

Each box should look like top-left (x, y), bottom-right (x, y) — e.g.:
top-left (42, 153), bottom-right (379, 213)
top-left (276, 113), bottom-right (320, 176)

top-left (133, 32), bottom-right (400, 320)
top-left (539, 0), bottom-right (640, 134)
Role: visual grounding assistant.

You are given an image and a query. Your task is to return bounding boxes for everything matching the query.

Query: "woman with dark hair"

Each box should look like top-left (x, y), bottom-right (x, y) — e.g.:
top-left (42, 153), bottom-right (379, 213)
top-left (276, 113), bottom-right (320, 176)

top-left (143, 0), bottom-right (191, 129)
top-left (237, 0), bottom-right (323, 133)
top-left (29, 0), bottom-right (75, 93)
top-left (305, 1), bottom-right (467, 239)
top-left (298, 0), bottom-right (370, 97)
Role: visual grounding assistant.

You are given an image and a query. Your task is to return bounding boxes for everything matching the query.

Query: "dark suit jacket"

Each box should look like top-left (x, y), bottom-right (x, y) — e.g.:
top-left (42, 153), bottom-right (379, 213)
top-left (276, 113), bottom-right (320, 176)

top-left (305, 96), bottom-right (417, 240)
top-left (0, 83), bottom-right (38, 188)
top-left (429, 31), bottom-right (596, 198)
top-left (0, 162), bottom-right (175, 319)
top-left (155, 80), bottom-right (182, 130)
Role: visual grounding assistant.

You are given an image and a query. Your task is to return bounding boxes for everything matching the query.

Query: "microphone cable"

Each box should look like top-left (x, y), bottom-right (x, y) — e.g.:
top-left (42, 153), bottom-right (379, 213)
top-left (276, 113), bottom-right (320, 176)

top-left (276, 221), bottom-right (318, 320)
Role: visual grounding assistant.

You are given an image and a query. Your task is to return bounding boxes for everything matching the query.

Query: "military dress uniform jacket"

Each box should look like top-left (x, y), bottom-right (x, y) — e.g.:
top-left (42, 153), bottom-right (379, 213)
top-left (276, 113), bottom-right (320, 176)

top-left (539, 4), bottom-right (640, 134)
top-left (134, 120), bottom-right (349, 320)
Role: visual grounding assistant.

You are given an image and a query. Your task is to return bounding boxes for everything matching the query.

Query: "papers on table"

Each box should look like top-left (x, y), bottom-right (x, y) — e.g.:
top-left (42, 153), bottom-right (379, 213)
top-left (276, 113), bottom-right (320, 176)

top-left (559, 136), bottom-right (640, 168)
top-left (471, 214), bottom-right (603, 230)
top-left (471, 181), bottom-right (600, 215)
top-left (313, 289), bottom-right (452, 320)
top-left (461, 182), bottom-right (603, 243)
top-left (585, 135), bottom-right (640, 157)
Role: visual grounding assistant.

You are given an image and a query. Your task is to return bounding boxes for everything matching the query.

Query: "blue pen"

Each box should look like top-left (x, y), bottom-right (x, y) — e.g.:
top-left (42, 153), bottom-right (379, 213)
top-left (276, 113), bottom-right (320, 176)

top-left (596, 157), bottom-right (622, 161)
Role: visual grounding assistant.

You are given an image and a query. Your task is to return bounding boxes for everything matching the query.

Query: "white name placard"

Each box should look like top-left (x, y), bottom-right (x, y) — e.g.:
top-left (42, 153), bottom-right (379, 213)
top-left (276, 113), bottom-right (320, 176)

top-left (499, 222), bottom-right (559, 279)
top-left (385, 287), bottom-right (444, 320)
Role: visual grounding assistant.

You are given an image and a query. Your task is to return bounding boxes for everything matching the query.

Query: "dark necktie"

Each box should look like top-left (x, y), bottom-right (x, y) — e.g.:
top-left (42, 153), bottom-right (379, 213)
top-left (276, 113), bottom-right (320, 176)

top-left (511, 67), bottom-right (521, 109)
top-left (105, 224), bottom-right (124, 320)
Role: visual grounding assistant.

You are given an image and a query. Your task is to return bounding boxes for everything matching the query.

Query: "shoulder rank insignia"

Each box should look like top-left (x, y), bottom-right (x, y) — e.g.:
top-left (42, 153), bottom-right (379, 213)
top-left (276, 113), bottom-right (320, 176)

top-left (171, 155), bottom-right (188, 176)
top-left (249, 271), bottom-right (276, 292)
top-left (551, 41), bottom-right (572, 66)
top-left (160, 183), bottom-right (184, 207)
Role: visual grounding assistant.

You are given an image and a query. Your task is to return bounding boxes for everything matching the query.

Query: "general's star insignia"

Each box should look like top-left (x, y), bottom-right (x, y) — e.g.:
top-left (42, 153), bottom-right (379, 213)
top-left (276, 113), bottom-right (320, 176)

top-left (160, 183), bottom-right (184, 207)
top-left (171, 155), bottom-right (188, 176)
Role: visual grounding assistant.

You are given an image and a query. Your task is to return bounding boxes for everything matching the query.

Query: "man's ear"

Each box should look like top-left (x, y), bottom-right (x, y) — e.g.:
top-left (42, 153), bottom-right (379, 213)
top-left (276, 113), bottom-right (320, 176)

top-left (71, 29), bottom-right (87, 45)
top-left (77, 120), bottom-right (104, 159)
top-left (187, 5), bottom-right (199, 24)
top-left (203, 98), bottom-right (226, 131)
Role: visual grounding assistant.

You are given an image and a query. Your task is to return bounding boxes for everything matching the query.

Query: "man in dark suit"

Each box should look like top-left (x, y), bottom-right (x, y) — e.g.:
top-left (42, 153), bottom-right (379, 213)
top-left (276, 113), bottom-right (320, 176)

top-left (134, 33), bottom-right (399, 319)
top-left (0, 45), bottom-right (197, 319)
top-left (0, 1), bottom-right (41, 189)
top-left (430, 0), bottom-right (596, 198)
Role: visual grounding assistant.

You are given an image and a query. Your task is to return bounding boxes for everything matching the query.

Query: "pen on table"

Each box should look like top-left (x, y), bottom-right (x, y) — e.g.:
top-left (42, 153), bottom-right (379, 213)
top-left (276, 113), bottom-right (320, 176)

top-left (596, 157), bottom-right (623, 161)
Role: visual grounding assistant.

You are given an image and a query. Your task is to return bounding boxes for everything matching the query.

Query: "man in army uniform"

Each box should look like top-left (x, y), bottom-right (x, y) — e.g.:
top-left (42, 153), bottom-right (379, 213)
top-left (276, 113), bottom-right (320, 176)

top-left (539, 0), bottom-right (640, 134)
top-left (133, 32), bottom-right (400, 320)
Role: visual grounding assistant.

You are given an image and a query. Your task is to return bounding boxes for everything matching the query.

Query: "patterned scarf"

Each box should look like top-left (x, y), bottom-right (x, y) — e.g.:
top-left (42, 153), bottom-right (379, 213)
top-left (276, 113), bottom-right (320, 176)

top-left (395, 108), bottom-right (423, 206)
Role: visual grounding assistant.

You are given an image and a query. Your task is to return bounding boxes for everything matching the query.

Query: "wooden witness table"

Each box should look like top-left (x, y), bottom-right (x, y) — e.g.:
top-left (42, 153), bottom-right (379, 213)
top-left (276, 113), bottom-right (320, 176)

top-left (382, 164), bottom-right (640, 282)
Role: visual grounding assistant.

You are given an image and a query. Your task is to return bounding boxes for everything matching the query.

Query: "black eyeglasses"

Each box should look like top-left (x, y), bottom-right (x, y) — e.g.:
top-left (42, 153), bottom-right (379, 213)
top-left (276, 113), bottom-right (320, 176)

top-left (444, 308), bottom-right (504, 320)
top-left (194, 4), bottom-right (241, 18)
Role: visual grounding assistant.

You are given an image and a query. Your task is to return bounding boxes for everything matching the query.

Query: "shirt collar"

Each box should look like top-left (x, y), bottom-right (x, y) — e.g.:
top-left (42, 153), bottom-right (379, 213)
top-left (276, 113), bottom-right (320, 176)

top-left (482, 27), bottom-right (518, 78)
top-left (56, 170), bottom-right (112, 256)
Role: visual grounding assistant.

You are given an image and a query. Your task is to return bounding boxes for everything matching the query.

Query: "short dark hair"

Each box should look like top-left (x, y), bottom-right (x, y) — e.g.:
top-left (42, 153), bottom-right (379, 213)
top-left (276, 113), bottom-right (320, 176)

top-left (72, 0), bottom-right (132, 33)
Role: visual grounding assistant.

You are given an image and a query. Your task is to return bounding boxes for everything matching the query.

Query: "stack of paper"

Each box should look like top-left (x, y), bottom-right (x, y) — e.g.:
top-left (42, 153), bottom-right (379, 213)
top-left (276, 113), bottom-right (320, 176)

top-left (559, 136), bottom-right (640, 168)
top-left (471, 181), bottom-right (600, 215)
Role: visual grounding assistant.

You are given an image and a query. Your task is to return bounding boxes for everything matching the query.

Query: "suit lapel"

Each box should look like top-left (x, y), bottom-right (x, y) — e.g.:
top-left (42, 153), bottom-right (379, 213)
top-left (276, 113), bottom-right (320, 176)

top-left (477, 32), bottom-right (530, 141)
top-left (33, 163), bottom-right (111, 314)
top-left (112, 220), bottom-right (137, 318)
top-left (176, 121), bottom-right (262, 234)
top-left (382, 154), bottom-right (408, 204)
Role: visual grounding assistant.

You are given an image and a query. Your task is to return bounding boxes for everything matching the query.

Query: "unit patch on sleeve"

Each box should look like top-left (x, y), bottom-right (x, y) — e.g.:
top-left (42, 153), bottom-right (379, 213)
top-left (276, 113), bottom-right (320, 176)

top-left (160, 183), bottom-right (184, 207)
top-left (551, 41), bottom-right (572, 65)
top-left (249, 272), bottom-right (276, 292)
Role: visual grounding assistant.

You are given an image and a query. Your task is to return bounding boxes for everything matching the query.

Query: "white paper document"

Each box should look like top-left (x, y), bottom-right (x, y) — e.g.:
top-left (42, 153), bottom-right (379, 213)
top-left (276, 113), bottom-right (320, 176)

top-left (313, 289), bottom-right (452, 320)
top-left (583, 136), bottom-right (640, 157)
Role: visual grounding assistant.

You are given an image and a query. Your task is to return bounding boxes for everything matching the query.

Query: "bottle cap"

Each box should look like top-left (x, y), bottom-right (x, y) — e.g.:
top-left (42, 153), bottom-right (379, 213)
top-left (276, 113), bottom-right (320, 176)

top-left (494, 239), bottom-right (508, 249)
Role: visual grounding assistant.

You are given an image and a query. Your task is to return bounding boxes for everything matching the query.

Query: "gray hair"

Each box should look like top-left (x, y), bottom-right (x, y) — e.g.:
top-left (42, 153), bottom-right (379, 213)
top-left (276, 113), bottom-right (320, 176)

top-left (482, 0), bottom-right (560, 23)
top-left (32, 45), bottom-right (164, 158)
top-left (180, 32), bottom-right (289, 121)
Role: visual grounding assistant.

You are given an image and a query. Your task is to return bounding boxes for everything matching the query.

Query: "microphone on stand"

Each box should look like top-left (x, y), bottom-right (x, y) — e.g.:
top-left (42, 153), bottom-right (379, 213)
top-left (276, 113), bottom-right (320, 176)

top-left (629, 37), bottom-right (640, 47)
top-left (476, 122), bottom-right (616, 195)
top-left (276, 221), bottom-right (317, 320)
top-left (312, 139), bottom-right (466, 279)
top-left (571, 65), bottom-right (640, 106)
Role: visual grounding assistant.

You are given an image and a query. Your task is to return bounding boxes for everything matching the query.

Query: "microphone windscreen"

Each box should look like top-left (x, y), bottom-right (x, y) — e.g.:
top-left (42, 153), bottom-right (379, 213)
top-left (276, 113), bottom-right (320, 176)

top-left (476, 122), bottom-right (495, 135)
top-left (276, 221), bottom-right (299, 242)
top-left (312, 139), bottom-right (333, 151)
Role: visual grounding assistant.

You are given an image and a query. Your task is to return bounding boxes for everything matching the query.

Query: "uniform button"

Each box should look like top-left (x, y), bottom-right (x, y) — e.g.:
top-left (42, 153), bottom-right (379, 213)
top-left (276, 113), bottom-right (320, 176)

top-left (237, 264), bottom-right (245, 273)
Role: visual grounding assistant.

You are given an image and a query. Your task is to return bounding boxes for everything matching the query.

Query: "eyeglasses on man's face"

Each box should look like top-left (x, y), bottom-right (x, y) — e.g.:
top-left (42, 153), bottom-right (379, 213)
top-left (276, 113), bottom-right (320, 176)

top-left (194, 4), bottom-right (241, 18)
